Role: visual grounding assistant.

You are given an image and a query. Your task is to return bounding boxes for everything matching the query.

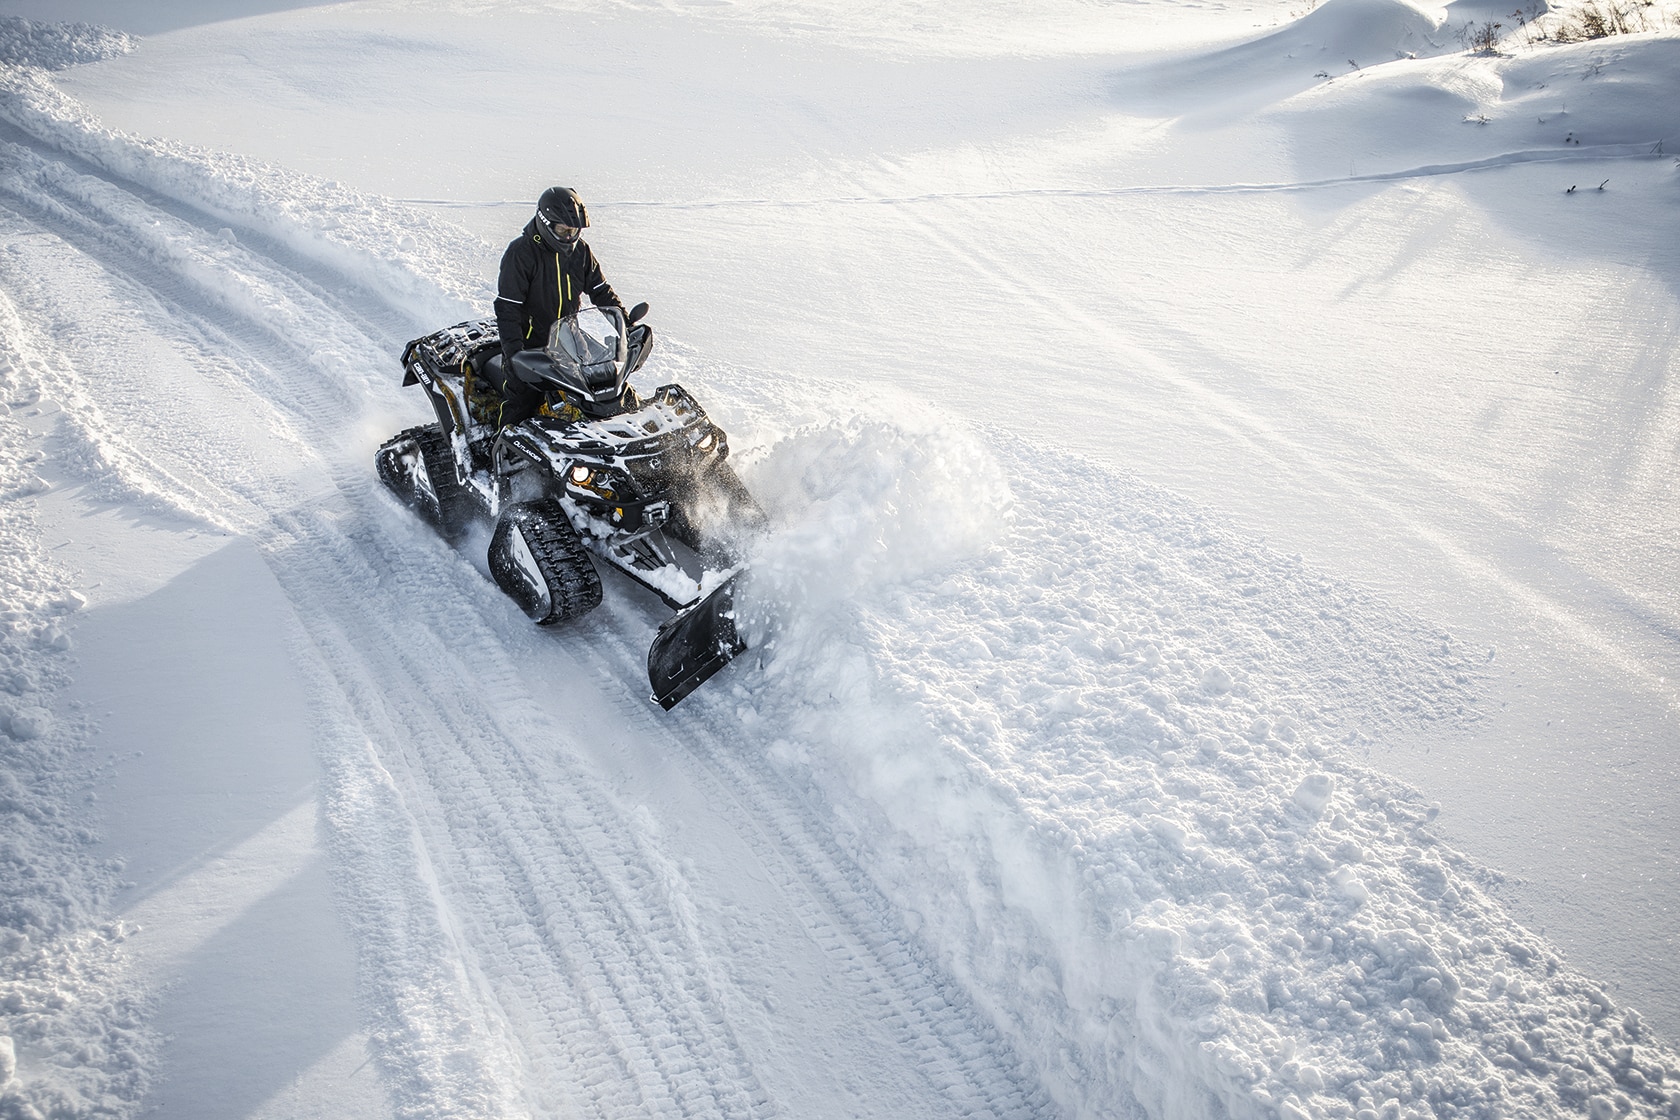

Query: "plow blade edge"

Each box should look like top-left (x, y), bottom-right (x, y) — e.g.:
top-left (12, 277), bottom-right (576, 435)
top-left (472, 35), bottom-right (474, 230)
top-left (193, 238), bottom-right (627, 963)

top-left (647, 572), bottom-right (748, 710)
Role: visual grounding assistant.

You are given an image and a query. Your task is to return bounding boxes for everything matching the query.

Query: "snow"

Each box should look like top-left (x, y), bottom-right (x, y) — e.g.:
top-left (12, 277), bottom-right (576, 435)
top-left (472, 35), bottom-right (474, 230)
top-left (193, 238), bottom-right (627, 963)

top-left (719, 417), bottom-right (1664, 1116)
top-left (0, 1), bottom-right (1677, 1118)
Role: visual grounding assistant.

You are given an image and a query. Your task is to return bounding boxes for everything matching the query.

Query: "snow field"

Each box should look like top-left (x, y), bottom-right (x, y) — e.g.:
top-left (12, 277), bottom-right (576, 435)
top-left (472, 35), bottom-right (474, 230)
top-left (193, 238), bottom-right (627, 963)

top-left (0, 30), bottom-right (483, 330)
top-left (1, 7), bottom-right (1678, 1120)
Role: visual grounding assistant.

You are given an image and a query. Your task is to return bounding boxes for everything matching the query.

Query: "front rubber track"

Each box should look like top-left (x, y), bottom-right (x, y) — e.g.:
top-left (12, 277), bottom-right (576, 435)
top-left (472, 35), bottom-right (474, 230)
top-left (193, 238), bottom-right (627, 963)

top-left (488, 499), bottom-right (603, 625)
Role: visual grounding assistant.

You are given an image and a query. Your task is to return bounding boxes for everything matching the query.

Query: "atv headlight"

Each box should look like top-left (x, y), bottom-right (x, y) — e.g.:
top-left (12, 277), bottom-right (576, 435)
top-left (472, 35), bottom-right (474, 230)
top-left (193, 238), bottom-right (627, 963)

top-left (569, 464), bottom-right (593, 486)
top-left (695, 430), bottom-right (717, 454)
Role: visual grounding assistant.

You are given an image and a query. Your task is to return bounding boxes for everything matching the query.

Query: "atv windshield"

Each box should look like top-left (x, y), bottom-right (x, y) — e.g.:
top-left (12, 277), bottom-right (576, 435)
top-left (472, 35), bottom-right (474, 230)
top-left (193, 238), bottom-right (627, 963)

top-left (545, 305), bottom-right (628, 392)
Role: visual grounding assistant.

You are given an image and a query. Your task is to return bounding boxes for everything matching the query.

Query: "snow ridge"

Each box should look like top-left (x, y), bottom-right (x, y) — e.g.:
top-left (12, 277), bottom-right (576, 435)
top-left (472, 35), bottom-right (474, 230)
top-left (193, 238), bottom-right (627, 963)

top-left (0, 296), bottom-right (155, 1118)
top-left (0, 17), bottom-right (135, 72)
top-left (680, 402), bottom-right (1680, 1118)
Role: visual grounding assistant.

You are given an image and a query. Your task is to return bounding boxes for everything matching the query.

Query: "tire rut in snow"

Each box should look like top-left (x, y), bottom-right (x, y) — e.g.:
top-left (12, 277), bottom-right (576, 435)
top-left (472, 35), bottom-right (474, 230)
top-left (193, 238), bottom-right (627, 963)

top-left (1, 101), bottom-right (1060, 1120)
top-left (1, 125), bottom-right (775, 1117)
top-left (268, 530), bottom-right (772, 1119)
top-left (583, 623), bottom-right (1055, 1120)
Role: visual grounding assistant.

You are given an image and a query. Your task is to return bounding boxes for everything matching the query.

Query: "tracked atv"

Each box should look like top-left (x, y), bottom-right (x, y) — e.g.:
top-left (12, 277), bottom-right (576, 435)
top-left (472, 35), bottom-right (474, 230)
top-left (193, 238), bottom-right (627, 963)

top-left (376, 303), bottom-right (766, 708)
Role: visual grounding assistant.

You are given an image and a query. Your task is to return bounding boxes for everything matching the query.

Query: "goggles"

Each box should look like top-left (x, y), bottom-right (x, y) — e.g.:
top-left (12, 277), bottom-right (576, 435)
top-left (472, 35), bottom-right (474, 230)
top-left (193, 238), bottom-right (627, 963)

top-left (540, 212), bottom-right (582, 244)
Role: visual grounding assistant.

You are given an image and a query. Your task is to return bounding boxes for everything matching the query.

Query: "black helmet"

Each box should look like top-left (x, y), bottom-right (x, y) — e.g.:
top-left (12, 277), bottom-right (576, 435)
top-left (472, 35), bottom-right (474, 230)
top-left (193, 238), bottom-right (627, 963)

top-left (535, 186), bottom-right (588, 249)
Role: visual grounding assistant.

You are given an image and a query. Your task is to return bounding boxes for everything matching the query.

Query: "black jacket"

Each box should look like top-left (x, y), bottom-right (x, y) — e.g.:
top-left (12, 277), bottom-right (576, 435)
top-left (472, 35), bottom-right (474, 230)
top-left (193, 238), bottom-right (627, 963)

top-left (494, 218), bottom-right (622, 360)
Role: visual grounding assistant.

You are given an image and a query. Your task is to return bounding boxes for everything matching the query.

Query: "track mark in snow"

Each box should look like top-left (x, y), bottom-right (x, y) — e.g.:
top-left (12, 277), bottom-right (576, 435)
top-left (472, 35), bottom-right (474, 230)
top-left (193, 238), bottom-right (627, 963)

top-left (0, 74), bottom-right (1060, 1120)
top-left (586, 143), bottom-right (1668, 211)
top-left (586, 651), bottom-right (1056, 1120)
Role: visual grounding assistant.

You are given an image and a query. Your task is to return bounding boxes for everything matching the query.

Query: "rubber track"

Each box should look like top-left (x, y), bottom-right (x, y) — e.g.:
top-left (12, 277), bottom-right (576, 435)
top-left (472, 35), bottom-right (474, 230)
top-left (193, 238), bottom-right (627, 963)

top-left (492, 499), bottom-right (604, 625)
top-left (375, 425), bottom-right (425, 495)
top-left (413, 426), bottom-right (474, 540)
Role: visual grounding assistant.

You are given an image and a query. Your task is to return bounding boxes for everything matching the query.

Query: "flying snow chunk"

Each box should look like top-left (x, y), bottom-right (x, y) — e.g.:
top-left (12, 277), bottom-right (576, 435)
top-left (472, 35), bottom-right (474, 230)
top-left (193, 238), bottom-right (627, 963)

top-left (1149, 815), bottom-right (1189, 853)
top-left (1047, 689), bottom-right (1085, 715)
top-left (5, 706), bottom-right (52, 741)
top-left (1332, 866), bottom-right (1370, 904)
top-left (1292, 772), bottom-right (1334, 817)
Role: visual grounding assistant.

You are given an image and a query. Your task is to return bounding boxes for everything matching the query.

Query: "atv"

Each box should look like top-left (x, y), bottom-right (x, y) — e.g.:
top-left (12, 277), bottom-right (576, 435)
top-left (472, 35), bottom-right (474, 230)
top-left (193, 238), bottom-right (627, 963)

top-left (375, 303), bottom-right (766, 708)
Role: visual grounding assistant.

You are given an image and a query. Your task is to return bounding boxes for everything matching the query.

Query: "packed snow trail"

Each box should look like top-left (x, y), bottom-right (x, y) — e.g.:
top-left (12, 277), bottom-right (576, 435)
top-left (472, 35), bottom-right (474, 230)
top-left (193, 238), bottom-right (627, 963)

top-left (0, 40), bottom-right (1056, 1120)
top-left (3, 26), bottom-right (1680, 1120)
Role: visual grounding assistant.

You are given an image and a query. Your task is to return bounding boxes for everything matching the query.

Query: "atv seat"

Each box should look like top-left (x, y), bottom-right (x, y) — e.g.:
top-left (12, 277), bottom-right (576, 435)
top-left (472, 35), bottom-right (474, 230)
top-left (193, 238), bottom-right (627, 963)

top-left (480, 352), bottom-right (543, 427)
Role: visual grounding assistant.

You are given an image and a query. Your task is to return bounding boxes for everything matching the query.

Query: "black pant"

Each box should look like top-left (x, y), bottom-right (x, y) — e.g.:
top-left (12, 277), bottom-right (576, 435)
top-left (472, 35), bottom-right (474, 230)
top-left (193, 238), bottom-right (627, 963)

top-left (483, 353), bottom-right (543, 427)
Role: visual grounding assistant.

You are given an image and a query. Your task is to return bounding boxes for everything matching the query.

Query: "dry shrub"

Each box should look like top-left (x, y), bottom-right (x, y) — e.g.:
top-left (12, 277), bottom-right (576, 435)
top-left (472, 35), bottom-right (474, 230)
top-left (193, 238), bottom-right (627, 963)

top-left (1552, 0), bottom-right (1664, 38)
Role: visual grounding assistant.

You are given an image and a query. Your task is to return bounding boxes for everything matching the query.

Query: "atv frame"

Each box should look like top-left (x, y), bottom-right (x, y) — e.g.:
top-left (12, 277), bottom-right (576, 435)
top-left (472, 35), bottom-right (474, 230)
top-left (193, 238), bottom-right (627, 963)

top-left (376, 312), bottom-right (764, 708)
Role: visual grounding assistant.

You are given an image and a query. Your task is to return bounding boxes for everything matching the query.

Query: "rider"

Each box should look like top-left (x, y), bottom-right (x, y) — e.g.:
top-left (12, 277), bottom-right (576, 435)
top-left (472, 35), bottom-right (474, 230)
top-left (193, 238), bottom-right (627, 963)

top-left (487, 186), bottom-right (624, 426)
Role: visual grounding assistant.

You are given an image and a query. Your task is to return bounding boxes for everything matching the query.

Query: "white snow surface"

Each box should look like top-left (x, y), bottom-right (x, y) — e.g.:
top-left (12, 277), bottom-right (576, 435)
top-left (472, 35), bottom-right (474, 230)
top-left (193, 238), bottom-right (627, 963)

top-left (0, 3), bottom-right (1677, 1120)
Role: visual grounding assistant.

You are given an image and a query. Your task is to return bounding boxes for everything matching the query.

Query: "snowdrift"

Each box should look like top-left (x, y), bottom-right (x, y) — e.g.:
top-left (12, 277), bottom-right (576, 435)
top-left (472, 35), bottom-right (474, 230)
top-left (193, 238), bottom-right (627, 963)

top-left (1119, 0), bottom-right (1453, 118)
top-left (1271, 0), bottom-right (1450, 67)
top-left (1262, 28), bottom-right (1680, 180)
top-left (707, 411), bottom-right (1679, 1119)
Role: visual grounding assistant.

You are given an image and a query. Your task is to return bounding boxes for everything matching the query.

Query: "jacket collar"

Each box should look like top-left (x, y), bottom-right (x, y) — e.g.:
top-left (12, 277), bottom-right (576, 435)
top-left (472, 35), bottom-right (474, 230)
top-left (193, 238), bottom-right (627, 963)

top-left (526, 217), bottom-right (582, 258)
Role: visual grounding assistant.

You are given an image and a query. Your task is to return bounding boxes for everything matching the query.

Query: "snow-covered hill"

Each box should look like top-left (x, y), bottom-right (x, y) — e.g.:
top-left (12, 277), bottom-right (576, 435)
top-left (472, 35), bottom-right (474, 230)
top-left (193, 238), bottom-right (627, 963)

top-left (1, 3), bottom-right (1677, 1119)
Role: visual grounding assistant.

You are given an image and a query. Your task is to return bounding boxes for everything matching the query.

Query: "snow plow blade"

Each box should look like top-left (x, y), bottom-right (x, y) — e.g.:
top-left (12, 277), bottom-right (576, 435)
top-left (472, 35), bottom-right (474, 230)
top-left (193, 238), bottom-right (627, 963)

top-left (648, 571), bottom-right (748, 710)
